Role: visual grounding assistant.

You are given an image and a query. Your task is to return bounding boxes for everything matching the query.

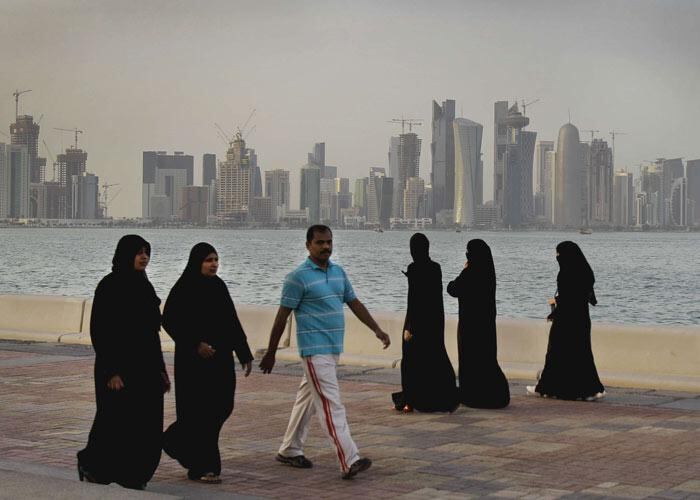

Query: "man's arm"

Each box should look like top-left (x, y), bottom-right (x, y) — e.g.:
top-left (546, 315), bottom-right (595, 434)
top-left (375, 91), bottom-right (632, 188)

top-left (259, 306), bottom-right (293, 373)
top-left (347, 298), bottom-right (391, 349)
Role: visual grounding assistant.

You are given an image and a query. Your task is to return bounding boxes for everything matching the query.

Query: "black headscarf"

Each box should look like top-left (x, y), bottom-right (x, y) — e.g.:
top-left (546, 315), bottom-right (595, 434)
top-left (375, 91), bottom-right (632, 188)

top-left (409, 233), bottom-right (430, 263)
top-left (112, 234), bottom-right (151, 273)
top-left (556, 241), bottom-right (596, 305)
top-left (181, 242), bottom-right (218, 280)
top-left (466, 239), bottom-right (496, 292)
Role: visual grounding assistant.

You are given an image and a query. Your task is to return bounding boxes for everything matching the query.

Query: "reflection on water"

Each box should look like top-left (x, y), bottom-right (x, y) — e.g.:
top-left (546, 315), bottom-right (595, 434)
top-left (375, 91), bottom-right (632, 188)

top-left (0, 228), bottom-right (698, 326)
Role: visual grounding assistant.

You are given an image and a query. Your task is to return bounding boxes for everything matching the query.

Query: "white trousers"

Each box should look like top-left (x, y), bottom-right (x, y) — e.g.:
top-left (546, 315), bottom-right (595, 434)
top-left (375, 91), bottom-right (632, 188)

top-left (278, 354), bottom-right (360, 472)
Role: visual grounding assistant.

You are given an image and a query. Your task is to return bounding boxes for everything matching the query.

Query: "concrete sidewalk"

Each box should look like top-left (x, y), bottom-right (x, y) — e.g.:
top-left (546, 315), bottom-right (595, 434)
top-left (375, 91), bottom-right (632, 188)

top-left (0, 340), bottom-right (699, 499)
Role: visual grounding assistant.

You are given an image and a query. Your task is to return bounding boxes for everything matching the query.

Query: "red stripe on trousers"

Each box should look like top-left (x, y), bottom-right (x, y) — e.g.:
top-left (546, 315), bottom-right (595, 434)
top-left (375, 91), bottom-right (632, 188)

top-left (306, 357), bottom-right (348, 472)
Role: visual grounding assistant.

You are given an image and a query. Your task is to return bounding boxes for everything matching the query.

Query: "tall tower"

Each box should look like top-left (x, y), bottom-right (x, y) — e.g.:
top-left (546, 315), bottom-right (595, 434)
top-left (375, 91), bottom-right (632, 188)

top-left (217, 134), bottom-right (251, 221)
top-left (686, 159), bottom-right (700, 225)
top-left (501, 103), bottom-right (536, 226)
top-left (493, 101), bottom-right (509, 220)
top-left (0, 143), bottom-right (30, 218)
top-left (453, 118), bottom-right (483, 227)
top-left (554, 123), bottom-right (585, 227)
top-left (431, 99), bottom-right (456, 216)
top-left (10, 115), bottom-right (46, 184)
top-left (613, 171), bottom-right (634, 227)
top-left (587, 139), bottom-right (614, 225)
top-left (264, 169), bottom-right (290, 212)
top-left (392, 132), bottom-right (421, 218)
top-left (300, 164), bottom-right (321, 224)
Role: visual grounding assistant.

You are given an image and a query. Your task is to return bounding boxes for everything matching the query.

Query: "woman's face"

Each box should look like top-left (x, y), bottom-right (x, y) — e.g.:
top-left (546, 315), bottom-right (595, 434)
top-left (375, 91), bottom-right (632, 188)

top-left (201, 252), bottom-right (219, 277)
top-left (133, 247), bottom-right (150, 272)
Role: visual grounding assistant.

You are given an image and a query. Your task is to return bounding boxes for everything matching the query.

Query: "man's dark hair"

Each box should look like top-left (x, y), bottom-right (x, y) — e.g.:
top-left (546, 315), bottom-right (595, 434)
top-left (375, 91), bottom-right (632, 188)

top-left (306, 224), bottom-right (332, 242)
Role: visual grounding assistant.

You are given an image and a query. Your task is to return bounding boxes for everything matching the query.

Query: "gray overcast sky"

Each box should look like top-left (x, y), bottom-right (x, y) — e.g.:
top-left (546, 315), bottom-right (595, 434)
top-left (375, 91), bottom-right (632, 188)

top-left (2, 0), bottom-right (699, 217)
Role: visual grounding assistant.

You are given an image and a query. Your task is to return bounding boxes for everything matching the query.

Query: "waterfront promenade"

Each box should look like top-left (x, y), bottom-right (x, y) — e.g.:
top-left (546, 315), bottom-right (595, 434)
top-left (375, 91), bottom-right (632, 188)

top-left (1, 340), bottom-right (699, 499)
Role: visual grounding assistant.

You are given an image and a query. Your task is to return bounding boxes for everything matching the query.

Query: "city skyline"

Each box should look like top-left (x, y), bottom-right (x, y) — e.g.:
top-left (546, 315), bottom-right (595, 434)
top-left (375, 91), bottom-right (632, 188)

top-left (2, 0), bottom-right (699, 218)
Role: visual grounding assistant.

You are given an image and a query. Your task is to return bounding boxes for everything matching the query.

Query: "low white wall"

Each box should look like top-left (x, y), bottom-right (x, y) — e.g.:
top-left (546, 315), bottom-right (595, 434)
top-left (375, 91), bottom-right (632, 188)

top-left (0, 294), bottom-right (698, 392)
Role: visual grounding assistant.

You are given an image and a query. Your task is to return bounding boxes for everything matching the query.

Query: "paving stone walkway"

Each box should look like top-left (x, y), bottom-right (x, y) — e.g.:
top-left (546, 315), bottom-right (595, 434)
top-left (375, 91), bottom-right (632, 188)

top-left (0, 340), bottom-right (699, 499)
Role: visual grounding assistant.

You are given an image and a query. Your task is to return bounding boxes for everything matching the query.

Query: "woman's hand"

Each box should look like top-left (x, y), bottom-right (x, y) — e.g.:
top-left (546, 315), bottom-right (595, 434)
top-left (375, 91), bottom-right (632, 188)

top-left (107, 374), bottom-right (124, 391)
top-left (197, 342), bottom-right (216, 359)
top-left (403, 330), bottom-right (412, 342)
top-left (161, 371), bottom-right (171, 393)
top-left (242, 361), bottom-right (252, 377)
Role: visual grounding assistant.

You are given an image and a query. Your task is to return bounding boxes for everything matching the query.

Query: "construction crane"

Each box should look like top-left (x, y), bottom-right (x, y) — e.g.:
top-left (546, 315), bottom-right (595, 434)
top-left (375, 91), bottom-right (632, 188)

top-left (214, 123), bottom-right (233, 144)
top-left (581, 129), bottom-right (599, 142)
top-left (244, 124), bottom-right (256, 140)
top-left (100, 183), bottom-right (120, 219)
top-left (13, 89), bottom-right (31, 118)
top-left (521, 98), bottom-right (540, 115)
top-left (388, 117), bottom-right (423, 134)
top-left (54, 127), bottom-right (84, 149)
top-left (237, 108), bottom-right (256, 137)
top-left (609, 130), bottom-right (627, 167)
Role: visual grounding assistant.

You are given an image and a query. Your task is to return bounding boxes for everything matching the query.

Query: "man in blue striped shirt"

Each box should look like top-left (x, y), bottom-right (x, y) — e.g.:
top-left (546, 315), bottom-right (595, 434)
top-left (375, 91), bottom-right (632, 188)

top-left (260, 225), bottom-right (390, 479)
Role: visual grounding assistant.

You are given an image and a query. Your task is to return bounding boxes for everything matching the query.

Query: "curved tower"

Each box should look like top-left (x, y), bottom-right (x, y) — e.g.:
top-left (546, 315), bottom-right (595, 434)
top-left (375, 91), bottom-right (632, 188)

top-left (554, 123), bottom-right (584, 227)
top-left (453, 118), bottom-right (483, 226)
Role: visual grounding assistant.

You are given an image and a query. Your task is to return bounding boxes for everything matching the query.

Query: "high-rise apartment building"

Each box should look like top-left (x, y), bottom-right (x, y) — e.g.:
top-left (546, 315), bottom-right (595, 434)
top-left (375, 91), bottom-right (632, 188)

top-left (534, 141), bottom-right (554, 217)
top-left (300, 164), bottom-right (321, 224)
top-left (264, 169), bottom-right (290, 217)
top-left (553, 123), bottom-right (585, 227)
top-left (670, 177), bottom-right (689, 226)
top-left (431, 99), bottom-right (456, 216)
top-left (587, 139), bottom-right (614, 225)
top-left (367, 167), bottom-right (393, 227)
top-left (180, 186), bottom-right (209, 224)
top-left (203, 153), bottom-right (217, 216)
top-left (499, 103), bottom-right (536, 226)
top-left (543, 150), bottom-right (556, 223)
top-left (686, 159), bottom-right (700, 225)
top-left (391, 133), bottom-right (421, 218)
top-left (217, 136), bottom-right (251, 221)
top-left (612, 171), bottom-right (634, 227)
top-left (353, 177), bottom-right (368, 217)
top-left (70, 172), bottom-right (99, 219)
top-left (453, 118), bottom-right (483, 227)
top-left (658, 158), bottom-right (684, 226)
top-left (10, 115), bottom-right (46, 184)
top-left (0, 143), bottom-right (30, 218)
top-left (403, 177), bottom-right (425, 219)
top-left (493, 101), bottom-right (509, 220)
top-left (56, 147), bottom-right (88, 218)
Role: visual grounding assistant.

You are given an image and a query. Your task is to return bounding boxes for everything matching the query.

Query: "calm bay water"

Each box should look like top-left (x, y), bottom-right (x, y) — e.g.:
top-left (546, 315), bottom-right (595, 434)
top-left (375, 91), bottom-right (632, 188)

top-left (0, 228), bottom-right (698, 326)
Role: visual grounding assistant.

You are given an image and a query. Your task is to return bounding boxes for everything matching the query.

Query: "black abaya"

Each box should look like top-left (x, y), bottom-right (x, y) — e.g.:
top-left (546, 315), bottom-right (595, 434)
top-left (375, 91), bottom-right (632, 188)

top-left (393, 234), bottom-right (458, 412)
top-left (162, 245), bottom-right (253, 478)
top-left (78, 236), bottom-right (166, 488)
top-left (447, 240), bottom-right (509, 409)
top-left (535, 242), bottom-right (604, 400)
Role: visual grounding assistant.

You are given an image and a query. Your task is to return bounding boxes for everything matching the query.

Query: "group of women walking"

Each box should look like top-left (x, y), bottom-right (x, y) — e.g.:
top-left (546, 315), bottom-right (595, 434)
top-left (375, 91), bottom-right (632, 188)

top-left (77, 232), bottom-right (605, 490)
top-left (393, 235), bottom-right (604, 414)
top-left (77, 235), bottom-right (253, 489)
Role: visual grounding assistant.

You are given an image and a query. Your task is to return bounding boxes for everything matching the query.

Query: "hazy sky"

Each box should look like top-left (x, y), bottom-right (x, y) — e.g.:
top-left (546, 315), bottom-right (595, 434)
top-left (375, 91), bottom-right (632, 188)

top-left (2, 0), bottom-right (699, 217)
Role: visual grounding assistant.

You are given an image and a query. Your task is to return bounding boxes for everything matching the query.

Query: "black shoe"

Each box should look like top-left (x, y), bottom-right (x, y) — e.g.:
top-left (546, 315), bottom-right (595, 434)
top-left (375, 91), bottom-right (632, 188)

top-left (275, 453), bottom-right (313, 469)
top-left (341, 457), bottom-right (372, 479)
top-left (77, 464), bottom-right (109, 485)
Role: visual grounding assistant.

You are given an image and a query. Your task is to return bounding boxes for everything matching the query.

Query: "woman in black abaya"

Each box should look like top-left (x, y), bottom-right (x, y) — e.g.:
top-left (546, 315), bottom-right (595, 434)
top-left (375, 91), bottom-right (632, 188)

top-left (162, 243), bottom-right (253, 484)
top-left (77, 234), bottom-right (170, 490)
top-left (528, 241), bottom-right (605, 401)
top-left (392, 233), bottom-right (458, 413)
top-left (447, 239), bottom-right (510, 409)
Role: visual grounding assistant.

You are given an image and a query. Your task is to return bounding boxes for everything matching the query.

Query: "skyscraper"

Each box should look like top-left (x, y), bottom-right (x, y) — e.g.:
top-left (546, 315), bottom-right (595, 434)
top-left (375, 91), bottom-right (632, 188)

top-left (543, 150), bottom-right (556, 223)
top-left (57, 147), bottom-right (88, 219)
top-left (264, 169), bottom-right (290, 215)
top-left (493, 101), bottom-right (509, 220)
top-left (500, 103), bottom-right (536, 226)
top-left (453, 118), bottom-right (483, 227)
top-left (670, 176), bottom-right (689, 226)
top-left (403, 177), bottom-right (425, 219)
top-left (353, 177), bottom-right (368, 217)
top-left (686, 159), bottom-right (700, 225)
top-left (587, 139), bottom-right (614, 225)
top-left (612, 171), bottom-right (634, 227)
top-left (659, 158), bottom-right (684, 226)
top-left (217, 135), bottom-right (251, 221)
top-left (431, 99), bottom-right (456, 216)
top-left (534, 140), bottom-right (554, 217)
top-left (367, 167), bottom-right (393, 227)
top-left (0, 143), bottom-right (30, 218)
top-left (142, 151), bottom-right (194, 219)
top-left (70, 172), bottom-right (99, 219)
top-left (180, 186), bottom-right (209, 224)
top-left (300, 164), bottom-right (321, 224)
top-left (10, 114), bottom-right (46, 184)
top-left (553, 123), bottom-right (585, 227)
top-left (203, 153), bottom-right (217, 186)
top-left (392, 132), bottom-right (421, 218)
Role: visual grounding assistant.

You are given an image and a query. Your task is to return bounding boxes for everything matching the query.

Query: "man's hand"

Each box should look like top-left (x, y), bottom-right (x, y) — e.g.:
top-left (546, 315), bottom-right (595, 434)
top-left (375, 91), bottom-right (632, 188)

top-left (107, 374), bottom-right (124, 391)
top-left (197, 342), bottom-right (216, 359)
top-left (242, 361), bottom-right (252, 377)
top-left (259, 350), bottom-right (276, 374)
top-left (375, 329), bottom-right (391, 349)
